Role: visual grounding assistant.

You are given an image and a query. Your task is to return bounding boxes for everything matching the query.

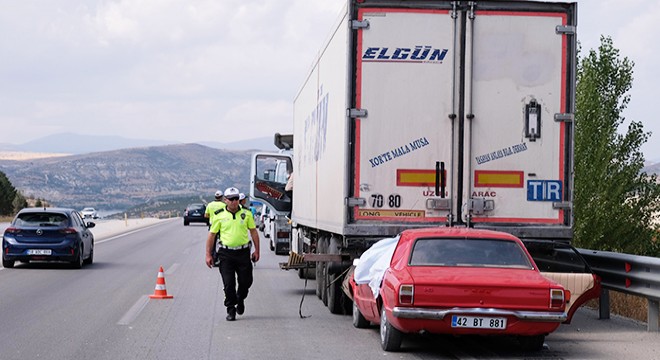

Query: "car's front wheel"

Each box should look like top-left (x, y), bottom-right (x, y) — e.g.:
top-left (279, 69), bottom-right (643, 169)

top-left (352, 300), bottom-right (370, 328)
top-left (84, 244), bottom-right (94, 265)
top-left (380, 307), bottom-right (402, 351)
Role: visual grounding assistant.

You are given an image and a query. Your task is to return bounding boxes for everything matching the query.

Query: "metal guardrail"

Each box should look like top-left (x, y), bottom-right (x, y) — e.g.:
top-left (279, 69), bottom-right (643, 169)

top-left (577, 248), bottom-right (660, 331)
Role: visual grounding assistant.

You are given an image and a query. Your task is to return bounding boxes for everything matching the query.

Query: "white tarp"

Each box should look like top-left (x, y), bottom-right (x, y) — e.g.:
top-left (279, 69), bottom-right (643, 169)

top-left (353, 236), bottom-right (399, 298)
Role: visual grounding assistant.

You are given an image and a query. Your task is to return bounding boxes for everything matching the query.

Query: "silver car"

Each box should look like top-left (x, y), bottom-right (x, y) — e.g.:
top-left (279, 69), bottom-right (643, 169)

top-left (80, 207), bottom-right (98, 219)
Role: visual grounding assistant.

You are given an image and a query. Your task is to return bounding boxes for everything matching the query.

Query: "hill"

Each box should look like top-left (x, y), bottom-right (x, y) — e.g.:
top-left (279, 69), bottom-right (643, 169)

top-left (0, 143), bottom-right (252, 210)
top-left (0, 132), bottom-right (276, 154)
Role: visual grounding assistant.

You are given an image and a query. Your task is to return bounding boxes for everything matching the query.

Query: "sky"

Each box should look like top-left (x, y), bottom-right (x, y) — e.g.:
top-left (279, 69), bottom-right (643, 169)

top-left (1, 0), bottom-right (659, 161)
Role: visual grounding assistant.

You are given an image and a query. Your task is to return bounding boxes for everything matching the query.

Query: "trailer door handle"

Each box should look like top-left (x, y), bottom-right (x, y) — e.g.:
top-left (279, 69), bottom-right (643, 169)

top-left (435, 162), bottom-right (446, 198)
top-left (435, 162), bottom-right (440, 196)
top-left (440, 162), bottom-right (446, 198)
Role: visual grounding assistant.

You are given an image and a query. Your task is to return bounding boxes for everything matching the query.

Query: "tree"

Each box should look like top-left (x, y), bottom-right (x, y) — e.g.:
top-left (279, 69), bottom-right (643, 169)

top-left (0, 171), bottom-right (18, 215)
top-left (12, 191), bottom-right (27, 213)
top-left (574, 36), bottom-right (660, 256)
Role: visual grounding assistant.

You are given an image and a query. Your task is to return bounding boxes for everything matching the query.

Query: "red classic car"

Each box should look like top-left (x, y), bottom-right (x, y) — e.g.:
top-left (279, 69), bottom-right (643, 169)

top-left (349, 227), bottom-right (600, 352)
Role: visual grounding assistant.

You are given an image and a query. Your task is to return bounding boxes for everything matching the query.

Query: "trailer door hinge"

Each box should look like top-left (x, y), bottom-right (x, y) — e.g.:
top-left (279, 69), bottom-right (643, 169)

top-left (351, 20), bottom-right (369, 30)
top-left (552, 202), bottom-right (571, 210)
top-left (468, 198), bottom-right (494, 215)
top-left (556, 25), bottom-right (576, 35)
top-left (554, 113), bottom-right (574, 123)
top-left (346, 197), bottom-right (366, 207)
top-left (349, 108), bottom-right (368, 118)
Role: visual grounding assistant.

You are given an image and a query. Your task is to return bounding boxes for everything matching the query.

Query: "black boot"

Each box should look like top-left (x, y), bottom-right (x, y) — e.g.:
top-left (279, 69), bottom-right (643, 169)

top-left (226, 307), bottom-right (236, 321)
top-left (237, 299), bottom-right (245, 315)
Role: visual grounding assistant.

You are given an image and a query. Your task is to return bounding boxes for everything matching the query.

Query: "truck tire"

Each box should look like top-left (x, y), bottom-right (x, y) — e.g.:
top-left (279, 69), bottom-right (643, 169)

top-left (321, 262), bottom-right (328, 306)
top-left (298, 266), bottom-right (315, 279)
top-left (327, 272), bottom-right (344, 314)
top-left (315, 262), bottom-right (324, 300)
top-left (316, 238), bottom-right (328, 303)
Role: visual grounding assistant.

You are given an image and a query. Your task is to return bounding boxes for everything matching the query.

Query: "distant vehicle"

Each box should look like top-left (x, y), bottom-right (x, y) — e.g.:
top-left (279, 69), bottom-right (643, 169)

top-left (2, 207), bottom-right (96, 269)
top-left (260, 205), bottom-right (271, 233)
top-left (80, 207), bottom-right (98, 219)
top-left (349, 227), bottom-right (600, 352)
top-left (183, 203), bottom-right (208, 226)
top-left (253, 204), bottom-right (264, 230)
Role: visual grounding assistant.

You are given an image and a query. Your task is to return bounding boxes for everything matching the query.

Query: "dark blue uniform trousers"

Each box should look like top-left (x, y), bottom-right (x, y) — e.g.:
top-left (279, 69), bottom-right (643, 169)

top-left (217, 247), bottom-right (253, 310)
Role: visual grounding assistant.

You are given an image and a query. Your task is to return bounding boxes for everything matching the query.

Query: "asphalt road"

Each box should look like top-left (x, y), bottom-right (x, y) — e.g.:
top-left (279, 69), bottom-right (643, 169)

top-left (1, 220), bottom-right (659, 359)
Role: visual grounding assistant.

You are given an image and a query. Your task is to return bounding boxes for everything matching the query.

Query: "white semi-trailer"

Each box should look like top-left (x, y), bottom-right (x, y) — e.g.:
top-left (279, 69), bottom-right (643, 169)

top-left (251, 0), bottom-right (579, 314)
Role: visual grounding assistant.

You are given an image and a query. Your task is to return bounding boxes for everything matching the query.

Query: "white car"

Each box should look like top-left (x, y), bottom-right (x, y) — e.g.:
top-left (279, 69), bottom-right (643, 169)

top-left (81, 207), bottom-right (98, 219)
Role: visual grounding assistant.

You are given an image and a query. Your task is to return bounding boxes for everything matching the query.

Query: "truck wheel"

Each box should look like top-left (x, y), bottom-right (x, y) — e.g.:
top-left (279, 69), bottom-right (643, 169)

top-left (321, 262), bottom-right (328, 306)
top-left (315, 238), bottom-right (328, 302)
top-left (327, 272), bottom-right (344, 314)
top-left (380, 307), bottom-right (402, 351)
top-left (315, 262), bottom-right (324, 300)
top-left (298, 266), bottom-right (315, 279)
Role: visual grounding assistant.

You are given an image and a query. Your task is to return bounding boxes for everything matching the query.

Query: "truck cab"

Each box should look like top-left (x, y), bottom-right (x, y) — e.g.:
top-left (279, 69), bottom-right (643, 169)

top-left (250, 134), bottom-right (293, 256)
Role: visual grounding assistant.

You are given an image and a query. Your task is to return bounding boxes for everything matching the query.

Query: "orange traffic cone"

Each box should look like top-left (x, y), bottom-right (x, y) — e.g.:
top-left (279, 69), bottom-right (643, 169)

top-left (149, 266), bottom-right (174, 299)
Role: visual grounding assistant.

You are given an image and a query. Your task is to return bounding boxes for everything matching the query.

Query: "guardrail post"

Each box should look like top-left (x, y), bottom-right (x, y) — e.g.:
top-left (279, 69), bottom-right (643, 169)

top-left (599, 289), bottom-right (610, 320)
top-left (649, 299), bottom-right (659, 331)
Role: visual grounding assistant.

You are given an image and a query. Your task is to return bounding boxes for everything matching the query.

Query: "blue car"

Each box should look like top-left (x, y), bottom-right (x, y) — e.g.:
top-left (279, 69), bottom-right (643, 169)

top-left (2, 208), bottom-right (95, 269)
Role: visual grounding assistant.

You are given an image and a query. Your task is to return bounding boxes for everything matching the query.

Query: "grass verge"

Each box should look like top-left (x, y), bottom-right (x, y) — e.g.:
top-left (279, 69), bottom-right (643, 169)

top-left (587, 291), bottom-right (650, 324)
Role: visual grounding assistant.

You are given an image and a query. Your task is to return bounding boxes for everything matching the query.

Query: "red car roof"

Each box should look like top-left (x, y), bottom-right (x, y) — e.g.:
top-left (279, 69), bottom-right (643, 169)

top-left (398, 227), bottom-right (521, 243)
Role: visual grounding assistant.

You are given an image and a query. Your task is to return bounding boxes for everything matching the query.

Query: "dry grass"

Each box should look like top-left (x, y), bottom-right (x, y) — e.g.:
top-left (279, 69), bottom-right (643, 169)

top-left (586, 290), bottom-right (650, 323)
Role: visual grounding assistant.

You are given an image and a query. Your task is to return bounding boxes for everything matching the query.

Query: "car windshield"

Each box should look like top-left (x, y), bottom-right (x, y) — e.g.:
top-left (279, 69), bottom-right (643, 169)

top-left (82, 208), bottom-right (94, 212)
top-left (188, 204), bottom-right (204, 211)
top-left (14, 213), bottom-right (69, 227)
top-left (409, 238), bottom-right (533, 269)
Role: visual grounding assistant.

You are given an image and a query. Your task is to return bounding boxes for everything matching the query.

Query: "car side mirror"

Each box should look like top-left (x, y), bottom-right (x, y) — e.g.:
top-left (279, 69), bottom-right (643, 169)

top-left (86, 222), bottom-right (96, 228)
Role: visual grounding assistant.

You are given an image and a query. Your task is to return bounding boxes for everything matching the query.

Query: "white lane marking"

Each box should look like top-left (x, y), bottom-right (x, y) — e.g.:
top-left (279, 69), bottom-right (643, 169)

top-left (165, 263), bottom-right (180, 275)
top-left (95, 223), bottom-right (166, 244)
top-left (117, 295), bottom-right (150, 325)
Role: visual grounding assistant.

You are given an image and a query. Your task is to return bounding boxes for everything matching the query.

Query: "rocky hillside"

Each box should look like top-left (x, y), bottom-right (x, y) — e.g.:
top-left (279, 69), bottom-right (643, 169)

top-left (0, 143), bottom-right (252, 209)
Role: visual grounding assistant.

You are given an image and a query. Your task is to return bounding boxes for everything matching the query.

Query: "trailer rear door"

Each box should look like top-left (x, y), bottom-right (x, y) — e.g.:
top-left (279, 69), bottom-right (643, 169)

top-left (464, 7), bottom-right (574, 230)
top-left (353, 7), bottom-right (456, 224)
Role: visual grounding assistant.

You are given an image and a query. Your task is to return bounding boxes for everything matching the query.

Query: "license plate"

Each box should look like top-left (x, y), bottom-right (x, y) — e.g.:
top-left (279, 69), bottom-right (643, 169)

top-left (27, 249), bottom-right (52, 255)
top-left (451, 315), bottom-right (507, 329)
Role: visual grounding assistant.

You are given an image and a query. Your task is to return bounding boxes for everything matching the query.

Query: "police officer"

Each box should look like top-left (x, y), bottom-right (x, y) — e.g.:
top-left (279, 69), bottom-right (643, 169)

top-left (205, 187), bottom-right (260, 321)
top-left (205, 190), bottom-right (227, 266)
top-left (204, 190), bottom-right (226, 226)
